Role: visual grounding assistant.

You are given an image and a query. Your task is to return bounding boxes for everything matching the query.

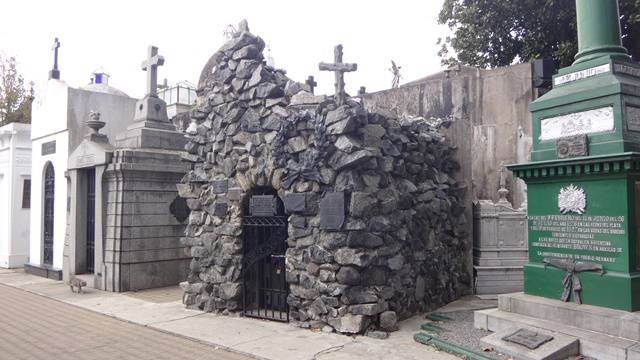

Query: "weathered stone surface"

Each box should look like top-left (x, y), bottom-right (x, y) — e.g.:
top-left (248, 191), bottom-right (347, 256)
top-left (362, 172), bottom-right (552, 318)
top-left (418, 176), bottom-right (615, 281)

top-left (328, 314), bottom-right (370, 334)
top-left (336, 266), bottom-right (361, 285)
top-left (349, 302), bottom-right (387, 316)
top-left (335, 248), bottom-right (374, 267)
top-left (182, 23), bottom-right (468, 337)
top-left (379, 311), bottom-right (398, 331)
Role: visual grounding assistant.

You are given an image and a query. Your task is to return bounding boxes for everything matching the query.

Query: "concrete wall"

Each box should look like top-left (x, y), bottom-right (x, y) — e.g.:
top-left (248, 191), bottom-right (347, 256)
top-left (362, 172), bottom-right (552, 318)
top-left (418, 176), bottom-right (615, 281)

top-left (29, 131), bottom-right (68, 269)
top-left (66, 88), bottom-right (136, 153)
top-left (362, 63), bottom-right (534, 208)
top-left (0, 123), bottom-right (31, 268)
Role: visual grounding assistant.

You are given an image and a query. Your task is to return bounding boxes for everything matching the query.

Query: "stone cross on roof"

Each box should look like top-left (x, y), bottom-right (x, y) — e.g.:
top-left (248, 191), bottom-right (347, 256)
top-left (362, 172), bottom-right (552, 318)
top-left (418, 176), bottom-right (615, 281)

top-left (305, 75), bottom-right (317, 94)
top-left (141, 46), bottom-right (164, 97)
top-left (49, 37), bottom-right (61, 80)
top-left (319, 44), bottom-right (357, 106)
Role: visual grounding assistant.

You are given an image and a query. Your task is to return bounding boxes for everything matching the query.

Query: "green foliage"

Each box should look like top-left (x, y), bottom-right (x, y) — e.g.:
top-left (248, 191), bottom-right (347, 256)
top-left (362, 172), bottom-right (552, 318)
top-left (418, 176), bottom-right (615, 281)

top-left (0, 55), bottom-right (32, 126)
top-left (438, 0), bottom-right (640, 68)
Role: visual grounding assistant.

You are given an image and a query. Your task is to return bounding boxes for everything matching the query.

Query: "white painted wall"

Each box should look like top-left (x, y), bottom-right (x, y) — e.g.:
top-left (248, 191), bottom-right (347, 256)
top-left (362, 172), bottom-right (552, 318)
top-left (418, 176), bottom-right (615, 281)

top-left (30, 79), bottom-right (71, 270)
top-left (29, 78), bottom-right (135, 270)
top-left (0, 122), bottom-right (31, 268)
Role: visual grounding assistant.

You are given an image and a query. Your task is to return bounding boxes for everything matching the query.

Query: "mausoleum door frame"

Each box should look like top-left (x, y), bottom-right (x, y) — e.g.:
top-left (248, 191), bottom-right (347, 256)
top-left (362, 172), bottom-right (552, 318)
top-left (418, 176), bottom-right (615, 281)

top-left (64, 164), bottom-right (106, 284)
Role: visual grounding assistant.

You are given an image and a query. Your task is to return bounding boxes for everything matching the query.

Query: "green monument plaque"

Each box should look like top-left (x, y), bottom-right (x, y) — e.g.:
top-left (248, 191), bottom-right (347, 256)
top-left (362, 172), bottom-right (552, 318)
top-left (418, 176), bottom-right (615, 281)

top-left (510, 0), bottom-right (640, 311)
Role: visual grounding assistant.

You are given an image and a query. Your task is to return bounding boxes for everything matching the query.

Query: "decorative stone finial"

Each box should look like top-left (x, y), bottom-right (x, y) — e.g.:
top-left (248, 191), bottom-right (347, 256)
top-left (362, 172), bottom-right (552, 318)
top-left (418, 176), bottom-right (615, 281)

top-left (86, 111), bottom-right (108, 142)
top-left (497, 162), bottom-right (512, 208)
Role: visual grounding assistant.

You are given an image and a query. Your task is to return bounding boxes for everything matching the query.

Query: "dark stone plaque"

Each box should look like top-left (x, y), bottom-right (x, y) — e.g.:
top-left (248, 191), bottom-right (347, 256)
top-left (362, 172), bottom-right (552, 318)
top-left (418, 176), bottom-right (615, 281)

top-left (319, 192), bottom-right (345, 230)
top-left (250, 195), bottom-right (276, 216)
top-left (556, 134), bottom-right (588, 159)
top-left (502, 328), bottom-right (553, 350)
top-left (170, 196), bottom-right (191, 223)
top-left (212, 179), bottom-right (228, 194)
top-left (627, 106), bottom-right (640, 132)
top-left (42, 140), bottom-right (56, 155)
top-left (213, 201), bottom-right (228, 217)
top-left (284, 193), bottom-right (306, 213)
top-left (227, 187), bottom-right (242, 201)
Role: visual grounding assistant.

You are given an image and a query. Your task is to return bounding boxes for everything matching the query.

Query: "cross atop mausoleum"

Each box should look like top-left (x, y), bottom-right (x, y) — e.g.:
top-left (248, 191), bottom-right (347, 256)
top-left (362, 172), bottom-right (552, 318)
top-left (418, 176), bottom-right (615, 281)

top-left (141, 46), bottom-right (164, 97)
top-left (49, 37), bottom-right (61, 80)
top-left (319, 44), bottom-right (357, 106)
top-left (305, 75), bottom-right (317, 94)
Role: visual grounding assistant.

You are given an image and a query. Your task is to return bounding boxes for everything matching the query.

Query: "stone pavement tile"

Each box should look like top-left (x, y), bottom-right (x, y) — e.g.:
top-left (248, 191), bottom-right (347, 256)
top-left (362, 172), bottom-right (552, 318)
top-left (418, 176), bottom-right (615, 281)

top-left (0, 284), bottom-right (252, 360)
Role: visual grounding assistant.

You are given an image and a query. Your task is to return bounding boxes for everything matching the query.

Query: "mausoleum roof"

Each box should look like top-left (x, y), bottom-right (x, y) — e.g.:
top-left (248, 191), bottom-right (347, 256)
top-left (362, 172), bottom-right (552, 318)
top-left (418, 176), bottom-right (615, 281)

top-left (80, 82), bottom-right (130, 97)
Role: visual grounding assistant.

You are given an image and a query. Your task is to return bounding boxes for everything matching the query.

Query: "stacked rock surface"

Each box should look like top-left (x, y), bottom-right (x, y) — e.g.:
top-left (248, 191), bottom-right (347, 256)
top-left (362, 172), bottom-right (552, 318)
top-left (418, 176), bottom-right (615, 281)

top-left (179, 23), bottom-right (469, 334)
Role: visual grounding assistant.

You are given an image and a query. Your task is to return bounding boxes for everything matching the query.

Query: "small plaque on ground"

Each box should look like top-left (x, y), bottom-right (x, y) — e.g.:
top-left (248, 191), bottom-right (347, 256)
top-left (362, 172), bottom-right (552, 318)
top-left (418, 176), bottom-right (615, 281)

top-left (250, 195), bottom-right (276, 216)
top-left (502, 328), bottom-right (554, 350)
top-left (556, 134), bottom-right (588, 159)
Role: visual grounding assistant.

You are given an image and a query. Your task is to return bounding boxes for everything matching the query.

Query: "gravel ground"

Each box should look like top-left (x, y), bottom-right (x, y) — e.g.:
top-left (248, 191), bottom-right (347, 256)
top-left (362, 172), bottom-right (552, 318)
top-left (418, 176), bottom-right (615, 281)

top-left (421, 310), bottom-right (510, 360)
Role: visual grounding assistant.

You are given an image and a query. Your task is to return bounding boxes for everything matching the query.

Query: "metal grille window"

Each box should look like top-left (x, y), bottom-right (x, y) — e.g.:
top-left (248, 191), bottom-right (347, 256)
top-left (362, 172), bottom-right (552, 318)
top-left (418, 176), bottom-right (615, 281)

top-left (21, 179), bottom-right (31, 209)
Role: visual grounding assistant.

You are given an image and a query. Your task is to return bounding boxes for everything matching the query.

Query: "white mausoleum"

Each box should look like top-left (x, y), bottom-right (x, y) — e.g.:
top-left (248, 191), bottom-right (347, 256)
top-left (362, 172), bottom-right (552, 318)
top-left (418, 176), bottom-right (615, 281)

top-left (0, 122), bottom-right (31, 268)
top-left (28, 71), bottom-right (136, 278)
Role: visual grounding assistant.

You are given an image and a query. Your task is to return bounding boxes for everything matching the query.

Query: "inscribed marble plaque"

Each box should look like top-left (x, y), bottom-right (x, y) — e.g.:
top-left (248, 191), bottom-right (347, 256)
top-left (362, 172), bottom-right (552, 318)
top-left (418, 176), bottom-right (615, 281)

top-left (540, 106), bottom-right (614, 141)
top-left (554, 63), bottom-right (611, 86)
top-left (42, 140), bottom-right (56, 155)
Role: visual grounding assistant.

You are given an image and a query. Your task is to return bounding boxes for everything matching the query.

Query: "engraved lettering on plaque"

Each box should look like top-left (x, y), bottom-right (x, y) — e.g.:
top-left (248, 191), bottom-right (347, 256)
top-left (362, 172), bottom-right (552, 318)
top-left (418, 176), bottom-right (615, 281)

top-left (319, 192), bottom-right (345, 230)
top-left (42, 140), bottom-right (56, 155)
top-left (554, 63), bottom-right (611, 86)
top-left (626, 106), bottom-right (640, 132)
top-left (614, 63), bottom-right (640, 79)
top-left (250, 195), bottom-right (276, 216)
top-left (502, 329), bottom-right (554, 350)
top-left (540, 106), bottom-right (614, 141)
top-left (556, 134), bottom-right (588, 159)
top-left (212, 179), bottom-right (228, 194)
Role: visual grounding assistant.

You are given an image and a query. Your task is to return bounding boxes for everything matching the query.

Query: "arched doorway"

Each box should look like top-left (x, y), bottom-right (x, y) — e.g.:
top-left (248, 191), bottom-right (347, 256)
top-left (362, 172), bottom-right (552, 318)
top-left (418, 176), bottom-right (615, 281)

top-left (43, 163), bottom-right (55, 266)
top-left (242, 187), bottom-right (289, 322)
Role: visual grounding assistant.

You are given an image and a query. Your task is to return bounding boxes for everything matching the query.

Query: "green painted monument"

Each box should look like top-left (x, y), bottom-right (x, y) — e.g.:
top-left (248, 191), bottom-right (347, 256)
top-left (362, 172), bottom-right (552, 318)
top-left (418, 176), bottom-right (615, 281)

top-left (510, 0), bottom-right (640, 311)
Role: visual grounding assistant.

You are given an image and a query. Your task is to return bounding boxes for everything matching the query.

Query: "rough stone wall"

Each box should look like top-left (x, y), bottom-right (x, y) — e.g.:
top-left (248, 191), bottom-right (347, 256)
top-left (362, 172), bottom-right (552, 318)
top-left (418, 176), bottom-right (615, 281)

top-left (179, 26), bottom-right (469, 334)
top-left (362, 64), bottom-right (534, 209)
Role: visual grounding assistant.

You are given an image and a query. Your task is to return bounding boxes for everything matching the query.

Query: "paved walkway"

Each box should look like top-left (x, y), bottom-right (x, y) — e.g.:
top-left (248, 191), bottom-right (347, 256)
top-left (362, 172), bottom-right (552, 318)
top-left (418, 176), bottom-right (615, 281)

top-left (0, 283), bottom-right (250, 360)
top-left (0, 268), bottom-right (475, 360)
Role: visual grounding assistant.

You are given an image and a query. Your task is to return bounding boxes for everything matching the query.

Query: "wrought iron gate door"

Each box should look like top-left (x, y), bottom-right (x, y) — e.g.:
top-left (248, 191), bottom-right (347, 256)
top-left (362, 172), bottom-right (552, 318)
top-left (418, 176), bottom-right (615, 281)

top-left (242, 191), bottom-right (289, 322)
top-left (85, 169), bottom-right (96, 273)
top-left (43, 164), bottom-right (55, 266)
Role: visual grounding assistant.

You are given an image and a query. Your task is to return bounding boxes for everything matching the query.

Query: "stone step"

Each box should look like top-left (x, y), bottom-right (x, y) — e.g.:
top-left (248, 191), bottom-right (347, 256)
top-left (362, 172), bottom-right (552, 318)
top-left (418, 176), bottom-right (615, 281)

top-left (498, 292), bottom-right (640, 341)
top-left (475, 308), bottom-right (640, 360)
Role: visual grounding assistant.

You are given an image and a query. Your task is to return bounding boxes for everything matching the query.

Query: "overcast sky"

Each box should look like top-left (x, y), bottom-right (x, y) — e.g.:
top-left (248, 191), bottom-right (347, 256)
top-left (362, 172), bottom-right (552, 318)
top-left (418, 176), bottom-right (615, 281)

top-left (0, 0), bottom-right (451, 100)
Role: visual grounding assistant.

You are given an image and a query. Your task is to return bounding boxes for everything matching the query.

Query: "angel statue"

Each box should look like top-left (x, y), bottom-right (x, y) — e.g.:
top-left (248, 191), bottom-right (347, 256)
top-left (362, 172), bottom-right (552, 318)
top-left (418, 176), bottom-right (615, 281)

top-left (389, 60), bottom-right (402, 88)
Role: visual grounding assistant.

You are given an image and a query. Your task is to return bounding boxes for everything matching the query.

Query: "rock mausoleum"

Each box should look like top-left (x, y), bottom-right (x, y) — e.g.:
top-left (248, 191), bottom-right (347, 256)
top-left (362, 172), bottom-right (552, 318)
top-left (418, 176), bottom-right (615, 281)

top-left (179, 22), bottom-right (469, 334)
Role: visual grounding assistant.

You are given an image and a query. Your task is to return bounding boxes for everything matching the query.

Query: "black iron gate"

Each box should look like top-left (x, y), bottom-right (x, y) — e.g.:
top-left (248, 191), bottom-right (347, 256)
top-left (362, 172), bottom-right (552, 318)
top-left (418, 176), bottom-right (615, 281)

top-left (85, 169), bottom-right (96, 273)
top-left (242, 189), bottom-right (289, 322)
top-left (43, 163), bottom-right (55, 266)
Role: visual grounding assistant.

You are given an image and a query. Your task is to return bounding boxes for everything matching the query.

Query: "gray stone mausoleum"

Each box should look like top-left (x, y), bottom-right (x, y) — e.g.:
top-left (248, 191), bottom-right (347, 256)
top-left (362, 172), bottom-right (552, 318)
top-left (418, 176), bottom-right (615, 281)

top-left (179, 23), bottom-right (470, 334)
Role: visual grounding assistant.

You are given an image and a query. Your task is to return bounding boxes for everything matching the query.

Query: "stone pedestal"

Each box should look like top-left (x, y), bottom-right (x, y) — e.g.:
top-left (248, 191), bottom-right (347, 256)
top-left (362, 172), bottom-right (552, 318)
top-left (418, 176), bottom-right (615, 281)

top-left (103, 148), bottom-right (190, 291)
top-left (475, 293), bottom-right (640, 360)
top-left (473, 200), bottom-right (527, 294)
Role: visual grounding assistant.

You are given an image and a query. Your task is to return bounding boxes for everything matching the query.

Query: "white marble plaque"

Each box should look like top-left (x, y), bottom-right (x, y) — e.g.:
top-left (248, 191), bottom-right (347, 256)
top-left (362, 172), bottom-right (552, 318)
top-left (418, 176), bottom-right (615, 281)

top-left (554, 63), bottom-right (611, 86)
top-left (540, 106), bottom-right (614, 141)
